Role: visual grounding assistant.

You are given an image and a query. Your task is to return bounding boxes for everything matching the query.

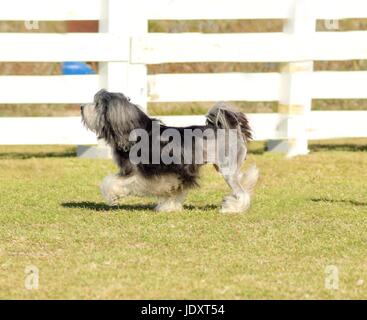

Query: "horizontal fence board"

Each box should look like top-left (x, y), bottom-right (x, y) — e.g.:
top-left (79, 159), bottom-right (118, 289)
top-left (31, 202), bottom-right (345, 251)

top-left (146, 0), bottom-right (293, 20)
top-left (0, 111), bottom-right (366, 145)
top-left (132, 32), bottom-right (367, 64)
top-left (2, 71), bottom-right (367, 104)
top-left (0, 117), bottom-right (97, 145)
top-left (0, 114), bottom-right (281, 144)
top-left (0, 75), bottom-right (100, 104)
top-left (0, 0), bottom-right (101, 21)
top-left (132, 33), bottom-right (298, 64)
top-left (159, 111), bottom-right (367, 141)
top-left (315, 32), bottom-right (367, 61)
top-left (4, 0), bottom-right (367, 21)
top-left (158, 115), bottom-right (207, 127)
top-left (0, 33), bottom-right (129, 62)
top-left (147, 0), bottom-right (367, 20)
top-left (1, 0), bottom-right (367, 23)
top-left (149, 71), bottom-right (367, 103)
top-left (312, 71), bottom-right (367, 99)
top-left (1, 32), bottom-right (366, 64)
top-left (148, 73), bottom-right (281, 102)
top-left (140, 0), bottom-right (367, 20)
top-left (307, 111), bottom-right (367, 139)
top-left (316, 0), bottom-right (367, 19)
top-left (94, 111), bottom-right (367, 141)
top-left (158, 114), bottom-right (288, 141)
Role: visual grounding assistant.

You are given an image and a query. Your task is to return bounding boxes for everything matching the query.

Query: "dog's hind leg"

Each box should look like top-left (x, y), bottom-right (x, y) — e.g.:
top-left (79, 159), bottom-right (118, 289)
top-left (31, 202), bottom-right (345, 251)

top-left (220, 165), bottom-right (259, 213)
top-left (155, 190), bottom-right (187, 212)
top-left (217, 146), bottom-right (259, 213)
top-left (220, 173), bottom-right (249, 213)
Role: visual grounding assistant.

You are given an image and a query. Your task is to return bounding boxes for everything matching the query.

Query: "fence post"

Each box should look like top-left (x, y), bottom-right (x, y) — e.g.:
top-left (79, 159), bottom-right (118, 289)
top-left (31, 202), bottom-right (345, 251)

top-left (77, 0), bottom-right (147, 158)
top-left (267, 0), bottom-right (316, 157)
top-left (126, 3), bottom-right (148, 112)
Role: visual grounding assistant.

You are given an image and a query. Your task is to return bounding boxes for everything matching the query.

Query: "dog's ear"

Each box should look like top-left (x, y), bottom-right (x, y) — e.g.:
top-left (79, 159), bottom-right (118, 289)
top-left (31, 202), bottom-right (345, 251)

top-left (105, 97), bottom-right (132, 150)
top-left (94, 89), bottom-right (110, 106)
top-left (94, 91), bottom-right (150, 149)
top-left (93, 89), bottom-right (111, 139)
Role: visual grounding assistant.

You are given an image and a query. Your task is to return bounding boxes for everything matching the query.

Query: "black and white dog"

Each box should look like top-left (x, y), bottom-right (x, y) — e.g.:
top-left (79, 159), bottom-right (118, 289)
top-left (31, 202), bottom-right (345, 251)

top-left (81, 89), bottom-right (259, 213)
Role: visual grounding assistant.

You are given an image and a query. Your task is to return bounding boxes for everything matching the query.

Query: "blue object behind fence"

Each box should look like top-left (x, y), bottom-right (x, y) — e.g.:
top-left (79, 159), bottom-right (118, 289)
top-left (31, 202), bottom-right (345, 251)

top-left (62, 62), bottom-right (95, 75)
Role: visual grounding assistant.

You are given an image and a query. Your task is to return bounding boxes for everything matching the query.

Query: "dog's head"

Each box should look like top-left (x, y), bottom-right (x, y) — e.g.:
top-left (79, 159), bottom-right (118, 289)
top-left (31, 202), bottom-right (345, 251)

top-left (81, 89), bottom-right (150, 149)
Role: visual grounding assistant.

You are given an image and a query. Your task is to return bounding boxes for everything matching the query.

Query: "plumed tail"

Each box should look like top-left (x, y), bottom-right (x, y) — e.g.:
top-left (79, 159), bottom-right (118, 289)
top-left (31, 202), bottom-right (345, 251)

top-left (241, 164), bottom-right (259, 195)
top-left (206, 102), bottom-right (252, 142)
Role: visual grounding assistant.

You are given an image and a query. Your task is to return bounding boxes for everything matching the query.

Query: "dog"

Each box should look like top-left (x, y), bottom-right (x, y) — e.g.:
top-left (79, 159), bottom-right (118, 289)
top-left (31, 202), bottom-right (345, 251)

top-left (81, 89), bottom-right (259, 213)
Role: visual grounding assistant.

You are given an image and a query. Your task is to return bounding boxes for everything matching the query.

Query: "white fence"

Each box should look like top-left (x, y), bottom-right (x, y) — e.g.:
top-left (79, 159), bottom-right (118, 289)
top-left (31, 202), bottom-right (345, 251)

top-left (1, 0), bottom-right (367, 156)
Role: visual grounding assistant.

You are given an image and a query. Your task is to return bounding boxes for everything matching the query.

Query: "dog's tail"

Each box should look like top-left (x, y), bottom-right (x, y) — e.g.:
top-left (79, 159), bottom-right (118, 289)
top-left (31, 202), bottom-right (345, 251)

top-left (206, 102), bottom-right (252, 142)
top-left (241, 164), bottom-right (259, 195)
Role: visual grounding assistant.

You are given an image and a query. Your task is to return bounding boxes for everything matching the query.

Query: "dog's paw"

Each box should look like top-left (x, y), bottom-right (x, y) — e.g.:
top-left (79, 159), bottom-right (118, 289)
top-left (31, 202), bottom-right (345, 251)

top-left (220, 194), bottom-right (250, 213)
top-left (100, 191), bottom-right (119, 206)
top-left (100, 174), bottom-right (125, 206)
top-left (100, 190), bottom-right (119, 206)
top-left (105, 197), bottom-right (119, 206)
top-left (155, 201), bottom-right (183, 213)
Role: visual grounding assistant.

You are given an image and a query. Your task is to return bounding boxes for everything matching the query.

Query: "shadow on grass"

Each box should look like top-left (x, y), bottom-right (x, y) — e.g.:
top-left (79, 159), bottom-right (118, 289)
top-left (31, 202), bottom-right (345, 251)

top-left (311, 198), bottom-right (367, 207)
top-left (0, 150), bottom-right (76, 160)
top-left (184, 204), bottom-right (220, 211)
top-left (248, 141), bottom-right (365, 154)
top-left (309, 144), bottom-right (367, 153)
top-left (248, 141), bottom-right (266, 155)
top-left (62, 201), bottom-right (220, 212)
top-left (247, 141), bottom-right (367, 155)
top-left (62, 201), bottom-right (155, 212)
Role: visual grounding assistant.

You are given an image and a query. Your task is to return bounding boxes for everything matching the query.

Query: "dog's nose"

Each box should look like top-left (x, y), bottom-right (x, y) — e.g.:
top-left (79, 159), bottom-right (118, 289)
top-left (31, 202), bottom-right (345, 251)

top-left (80, 104), bottom-right (85, 111)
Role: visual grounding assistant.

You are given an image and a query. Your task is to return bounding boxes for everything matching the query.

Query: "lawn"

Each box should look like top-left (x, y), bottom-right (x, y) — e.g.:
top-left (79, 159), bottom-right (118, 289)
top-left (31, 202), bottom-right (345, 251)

top-left (0, 141), bottom-right (366, 299)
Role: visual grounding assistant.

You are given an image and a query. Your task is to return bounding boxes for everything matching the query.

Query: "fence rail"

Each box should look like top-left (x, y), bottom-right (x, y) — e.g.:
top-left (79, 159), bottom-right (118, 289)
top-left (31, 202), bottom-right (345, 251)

top-left (1, 0), bottom-right (367, 157)
top-left (4, 0), bottom-right (367, 21)
top-left (0, 0), bottom-right (102, 21)
top-left (0, 33), bottom-right (128, 62)
top-left (0, 111), bottom-right (365, 145)
top-left (148, 71), bottom-right (367, 102)
top-left (132, 32), bottom-right (367, 64)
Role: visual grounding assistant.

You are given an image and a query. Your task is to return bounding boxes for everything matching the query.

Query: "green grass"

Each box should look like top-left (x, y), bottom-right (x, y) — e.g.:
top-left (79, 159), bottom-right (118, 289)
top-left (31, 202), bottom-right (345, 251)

top-left (0, 140), bottom-right (366, 299)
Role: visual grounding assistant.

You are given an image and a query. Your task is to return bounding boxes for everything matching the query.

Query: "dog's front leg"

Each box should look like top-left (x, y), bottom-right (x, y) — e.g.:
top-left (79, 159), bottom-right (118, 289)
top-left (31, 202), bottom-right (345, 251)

top-left (155, 191), bottom-right (187, 212)
top-left (100, 174), bottom-right (135, 205)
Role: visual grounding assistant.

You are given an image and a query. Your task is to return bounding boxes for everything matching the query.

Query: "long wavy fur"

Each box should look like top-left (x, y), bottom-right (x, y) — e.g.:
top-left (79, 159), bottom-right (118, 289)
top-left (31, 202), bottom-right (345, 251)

top-left (82, 91), bottom-right (256, 200)
top-left (206, 102), bottom-right (253, 142)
